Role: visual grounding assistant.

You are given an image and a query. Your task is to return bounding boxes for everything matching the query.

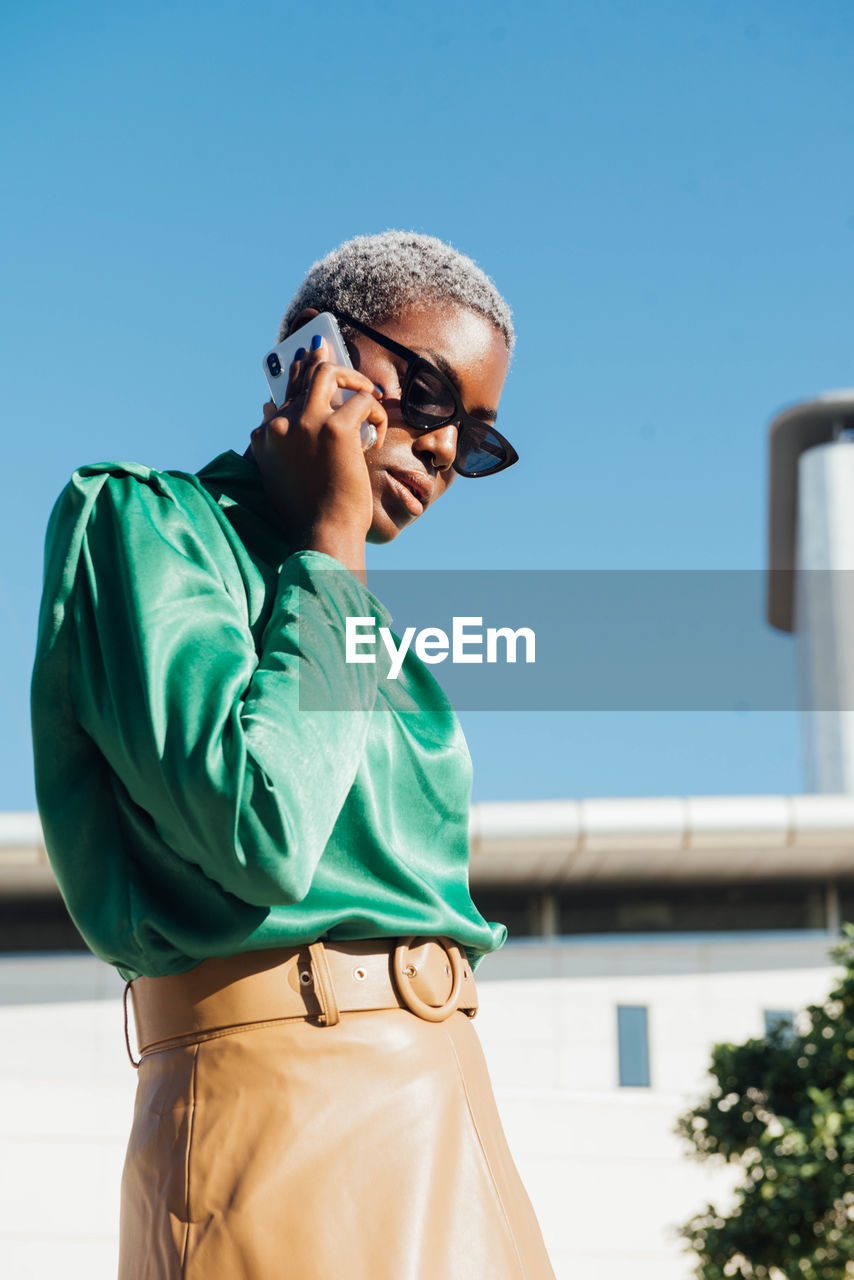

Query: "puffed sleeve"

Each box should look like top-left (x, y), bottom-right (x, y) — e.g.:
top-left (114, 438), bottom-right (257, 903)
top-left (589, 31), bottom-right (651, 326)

top-left (45, 464), bottom-right (390, 908)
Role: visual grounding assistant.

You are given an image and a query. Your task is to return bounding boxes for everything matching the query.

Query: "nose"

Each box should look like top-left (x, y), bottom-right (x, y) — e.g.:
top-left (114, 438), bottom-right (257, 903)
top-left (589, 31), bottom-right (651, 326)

top-left (412, 422), bottom-right (458, 472)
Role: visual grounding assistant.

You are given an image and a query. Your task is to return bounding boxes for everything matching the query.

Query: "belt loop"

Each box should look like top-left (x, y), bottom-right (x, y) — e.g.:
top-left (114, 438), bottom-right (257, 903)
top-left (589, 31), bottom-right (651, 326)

top-left (123, 981), bottom-right (141, 1069)
top-left (308, 941), bottom-right (340, 1026)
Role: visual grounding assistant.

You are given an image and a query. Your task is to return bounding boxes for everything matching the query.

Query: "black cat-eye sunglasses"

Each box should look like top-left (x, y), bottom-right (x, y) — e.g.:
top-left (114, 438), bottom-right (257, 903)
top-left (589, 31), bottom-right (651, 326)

top-left (332, 310), bottom-right (518, 478)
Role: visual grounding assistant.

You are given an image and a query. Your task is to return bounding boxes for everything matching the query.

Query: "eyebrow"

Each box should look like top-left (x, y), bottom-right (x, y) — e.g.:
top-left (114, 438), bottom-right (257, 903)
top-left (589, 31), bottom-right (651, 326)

top-left (419, 348), bottom-right (498, 424)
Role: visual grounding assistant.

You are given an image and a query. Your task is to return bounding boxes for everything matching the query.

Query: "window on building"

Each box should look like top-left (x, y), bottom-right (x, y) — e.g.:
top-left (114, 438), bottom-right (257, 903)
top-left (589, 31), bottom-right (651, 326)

top-left (617, 1004), bottom-right (650, 1087)
top-left (469, 889), bottom-right (545, 938)
top-left (0, 896), bottom-right (88, 952)
top-left (834, 882), bottom-right (854, 928)
top-left (764, 1009), bottom-right (796, 1042)
top-left (558, 881), bottom-right (826, 935)
top-left (468, 877), bottom-right (854, 944)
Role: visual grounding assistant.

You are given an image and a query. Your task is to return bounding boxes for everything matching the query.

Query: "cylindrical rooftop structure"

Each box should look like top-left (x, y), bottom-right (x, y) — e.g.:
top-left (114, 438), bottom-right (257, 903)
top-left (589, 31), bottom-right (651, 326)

top-left (767, 392), bottom-right (854, 791)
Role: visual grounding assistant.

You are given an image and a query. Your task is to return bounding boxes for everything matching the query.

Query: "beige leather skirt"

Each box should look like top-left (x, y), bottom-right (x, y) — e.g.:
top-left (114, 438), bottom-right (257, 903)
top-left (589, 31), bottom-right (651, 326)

top-left (118, 939), bottom-right (556, 1280)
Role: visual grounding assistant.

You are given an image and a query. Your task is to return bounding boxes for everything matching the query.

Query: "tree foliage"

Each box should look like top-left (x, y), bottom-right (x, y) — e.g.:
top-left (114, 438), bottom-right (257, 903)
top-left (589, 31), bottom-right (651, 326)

top-left (676, 924), bottom-right (854, 1280)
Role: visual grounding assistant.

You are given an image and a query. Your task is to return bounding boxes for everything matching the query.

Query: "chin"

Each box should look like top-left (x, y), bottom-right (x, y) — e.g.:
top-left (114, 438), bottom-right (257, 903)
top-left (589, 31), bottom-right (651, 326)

top-left (364, 488), bottom-right (418, 543)
top-left (366, 521), bottom-right (403, 545)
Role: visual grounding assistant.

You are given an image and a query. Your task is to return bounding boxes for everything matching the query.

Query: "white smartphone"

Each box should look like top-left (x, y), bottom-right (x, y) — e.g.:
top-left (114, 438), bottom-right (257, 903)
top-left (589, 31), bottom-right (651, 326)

top-left (262, 311), bottom-right (376, 450)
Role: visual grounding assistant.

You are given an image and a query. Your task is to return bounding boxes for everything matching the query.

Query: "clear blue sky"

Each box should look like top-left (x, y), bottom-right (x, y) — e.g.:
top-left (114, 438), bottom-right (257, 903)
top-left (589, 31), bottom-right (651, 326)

top-left (3, 0), bottom-right (853, 808)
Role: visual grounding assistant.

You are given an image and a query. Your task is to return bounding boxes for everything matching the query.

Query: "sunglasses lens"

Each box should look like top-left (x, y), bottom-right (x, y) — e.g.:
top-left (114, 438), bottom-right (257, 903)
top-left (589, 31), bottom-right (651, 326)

top-left (402, 359), bottom-right (513, 477)
top-left (456, 423), bottom-right (509, 476)
top-left (403, 366), bottom-right (457, 427)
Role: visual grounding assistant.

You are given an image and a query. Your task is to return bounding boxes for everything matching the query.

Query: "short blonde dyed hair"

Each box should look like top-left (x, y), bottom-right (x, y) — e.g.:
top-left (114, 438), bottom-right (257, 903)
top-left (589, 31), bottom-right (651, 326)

top-left (279, 230), bottom-right (514, 353)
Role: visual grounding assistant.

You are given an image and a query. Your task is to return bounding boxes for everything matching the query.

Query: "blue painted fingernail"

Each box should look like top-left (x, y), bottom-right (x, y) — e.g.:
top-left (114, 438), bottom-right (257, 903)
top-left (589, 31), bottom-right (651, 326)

top-left (374, 383), bottom-right (384, 395)
top-left (294, 347), bottom-right (306, 361)
top-left (311, 334), bottom-right (322, 351)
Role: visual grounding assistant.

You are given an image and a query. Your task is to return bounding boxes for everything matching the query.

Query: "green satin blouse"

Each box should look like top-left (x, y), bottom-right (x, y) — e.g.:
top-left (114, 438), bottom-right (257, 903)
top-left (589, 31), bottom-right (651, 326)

top-left (29, 449), bottom-right (507, 982)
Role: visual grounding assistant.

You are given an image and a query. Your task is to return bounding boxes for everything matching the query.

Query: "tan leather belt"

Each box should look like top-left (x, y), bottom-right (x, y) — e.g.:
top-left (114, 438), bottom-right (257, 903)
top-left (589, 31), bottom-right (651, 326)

top-left (125, 935), bottom-right (478, 1065)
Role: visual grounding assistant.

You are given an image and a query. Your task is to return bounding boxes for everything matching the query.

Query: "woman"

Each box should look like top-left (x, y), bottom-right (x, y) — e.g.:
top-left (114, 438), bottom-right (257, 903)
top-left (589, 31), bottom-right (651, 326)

top-left (30, 231), bottom-right (556, 1279)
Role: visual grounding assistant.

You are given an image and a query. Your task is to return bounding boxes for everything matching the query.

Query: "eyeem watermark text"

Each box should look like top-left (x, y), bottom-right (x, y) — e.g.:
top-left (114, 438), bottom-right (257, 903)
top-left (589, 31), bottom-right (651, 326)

top-left (346, 616), bottom-right (537, 680)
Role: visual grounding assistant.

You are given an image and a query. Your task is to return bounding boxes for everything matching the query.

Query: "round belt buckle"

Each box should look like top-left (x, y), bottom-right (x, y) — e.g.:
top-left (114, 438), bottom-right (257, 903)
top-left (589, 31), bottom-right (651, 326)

top-left (393, 935), bottom-right (465, 1022)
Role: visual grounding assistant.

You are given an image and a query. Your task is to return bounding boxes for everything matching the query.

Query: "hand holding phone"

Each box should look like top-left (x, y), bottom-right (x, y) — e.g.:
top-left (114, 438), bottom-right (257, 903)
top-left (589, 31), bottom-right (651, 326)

top-left (263, 312), bottom-right (377, 450)
top-left (251, 315), bottom-right (388, 572)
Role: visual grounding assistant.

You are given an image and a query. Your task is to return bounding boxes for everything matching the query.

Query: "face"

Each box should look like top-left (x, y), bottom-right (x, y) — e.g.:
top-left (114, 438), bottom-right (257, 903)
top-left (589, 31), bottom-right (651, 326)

top-left (286, 301), bottom-right (510, 544)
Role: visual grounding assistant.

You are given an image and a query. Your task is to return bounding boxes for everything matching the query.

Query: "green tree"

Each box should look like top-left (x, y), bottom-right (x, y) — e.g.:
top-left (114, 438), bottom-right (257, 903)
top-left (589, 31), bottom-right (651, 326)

top-left (676, 924), bottom-right (854, 1280)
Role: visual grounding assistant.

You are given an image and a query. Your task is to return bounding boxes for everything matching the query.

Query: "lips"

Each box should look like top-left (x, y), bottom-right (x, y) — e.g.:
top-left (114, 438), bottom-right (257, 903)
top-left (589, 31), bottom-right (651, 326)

top-left (386, 467), bottom-right (434, 512)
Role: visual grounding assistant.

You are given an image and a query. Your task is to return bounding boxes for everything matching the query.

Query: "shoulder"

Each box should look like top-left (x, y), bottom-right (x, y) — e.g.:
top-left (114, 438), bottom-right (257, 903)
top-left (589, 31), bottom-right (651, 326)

top-left (47, 459), bottom-right (218, 542)
top-left (55, 458), bottom-right (207, 515)
top-left (41, 459), bottom-right (228, 591)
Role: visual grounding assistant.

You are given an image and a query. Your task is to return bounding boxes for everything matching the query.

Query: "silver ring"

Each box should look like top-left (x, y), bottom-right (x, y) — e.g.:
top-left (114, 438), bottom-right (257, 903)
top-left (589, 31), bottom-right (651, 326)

top-left (361, 422), bottom-right (377, 452)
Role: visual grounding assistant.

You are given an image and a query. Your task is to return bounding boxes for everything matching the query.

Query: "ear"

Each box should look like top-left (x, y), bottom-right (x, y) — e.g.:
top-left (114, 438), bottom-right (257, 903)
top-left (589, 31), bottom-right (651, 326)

top-left (285, 306), bottom-right (320, 338)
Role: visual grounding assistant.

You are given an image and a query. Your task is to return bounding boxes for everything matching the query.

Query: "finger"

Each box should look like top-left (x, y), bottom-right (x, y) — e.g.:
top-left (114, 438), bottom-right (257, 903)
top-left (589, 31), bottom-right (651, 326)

top-left (301, 331), bottom-right (327, 377)
top-left (325, 389), bottom-right (389, 452)
top-left (281, 331), bottom-right (327, 408)
top-left (302, 373), bottom-right (385, 436)
top-left (302, 361), bottom-right (383, 410)
top-left (283, 343), bottom-right (308, 405)
top-left (307, 331), bottom-right (325, 359)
